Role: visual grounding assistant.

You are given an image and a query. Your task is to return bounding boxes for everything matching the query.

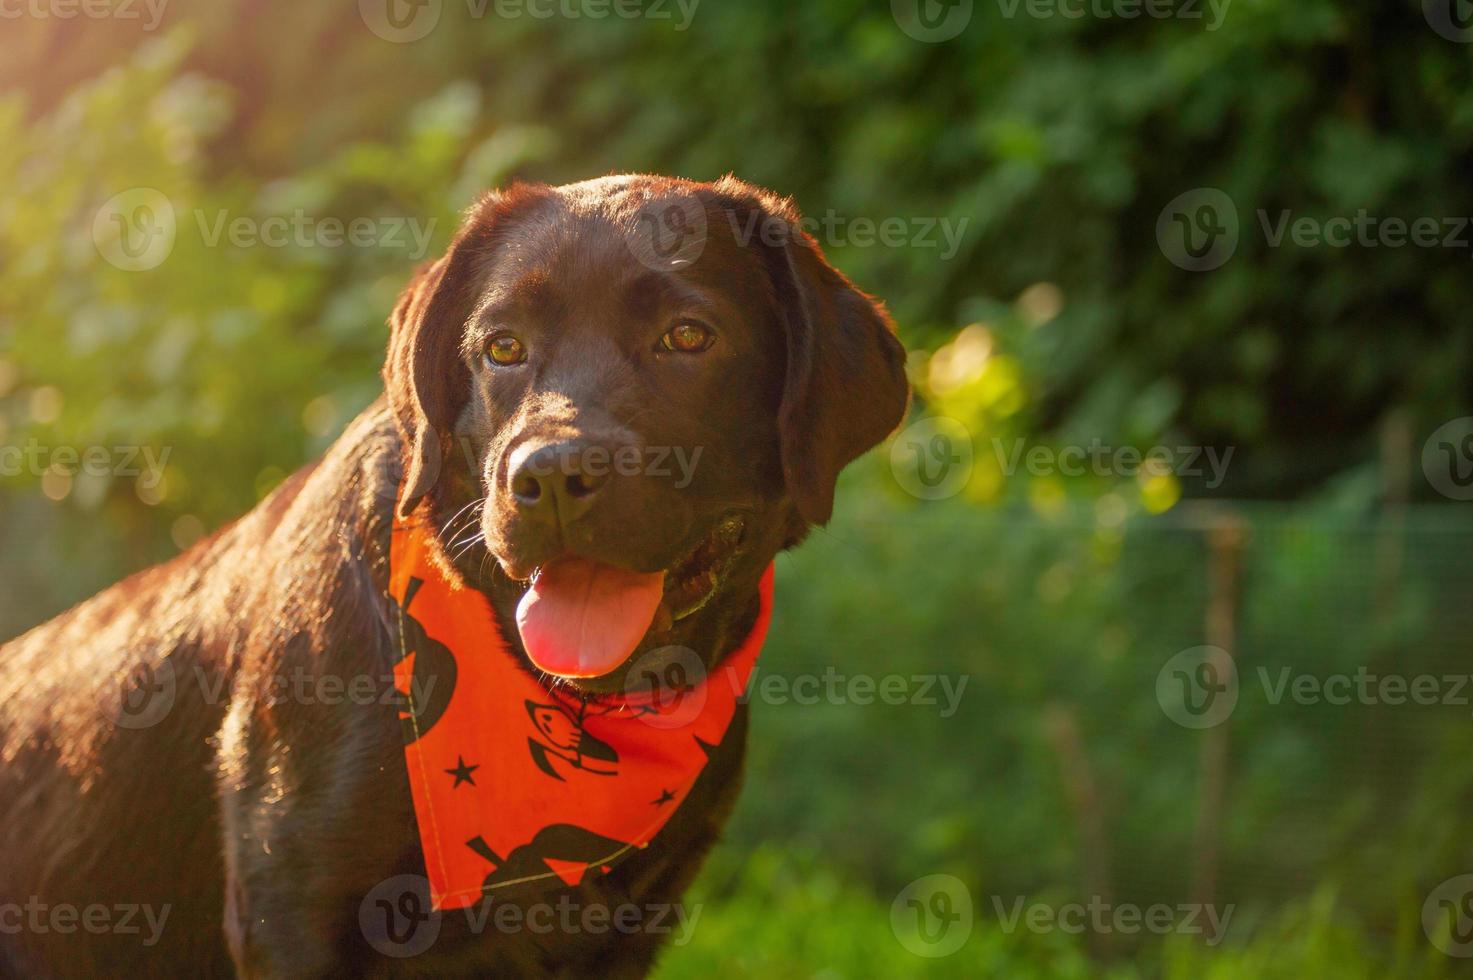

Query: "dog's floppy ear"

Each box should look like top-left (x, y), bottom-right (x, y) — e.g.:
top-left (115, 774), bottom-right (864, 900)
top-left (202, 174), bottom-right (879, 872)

top-left (769, 225), bottom-right (911, 526)
top-left (384, 193), bottom-right (511, 517)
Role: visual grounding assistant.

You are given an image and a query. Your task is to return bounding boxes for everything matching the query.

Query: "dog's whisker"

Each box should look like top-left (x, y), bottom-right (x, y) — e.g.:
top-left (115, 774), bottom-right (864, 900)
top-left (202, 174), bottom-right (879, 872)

top-left (442, 523), bottom-right (479, 554)
top-left (445, 514), bottom-right (477, 543)
top-left (446, 536), bottom-right (483, 562)
top-left (477, 547), bottom-right (495, 590)
top-left (447, 523), bottom-right (484, 549)
top-left (438, 496), bottom-right (487, 545)
top-left (450, 533), bottom-right (486, 564)
top-left (443, 497), bottom-right (482, 532)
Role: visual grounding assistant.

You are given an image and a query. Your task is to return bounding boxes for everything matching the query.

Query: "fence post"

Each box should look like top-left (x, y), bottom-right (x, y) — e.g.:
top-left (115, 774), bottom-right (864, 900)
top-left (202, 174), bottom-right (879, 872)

top-left (1190, 512), bottom-right (1246, 913)
top-left (1043, 703), bottom-right (1114, 957)
top-left (1367, 411), bottom-right (1410, 772)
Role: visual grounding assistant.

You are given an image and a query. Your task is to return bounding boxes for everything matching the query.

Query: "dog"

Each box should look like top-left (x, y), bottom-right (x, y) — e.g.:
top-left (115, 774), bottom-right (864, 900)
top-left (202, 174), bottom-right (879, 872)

top-left (0, 174), bottom-right (908, 977)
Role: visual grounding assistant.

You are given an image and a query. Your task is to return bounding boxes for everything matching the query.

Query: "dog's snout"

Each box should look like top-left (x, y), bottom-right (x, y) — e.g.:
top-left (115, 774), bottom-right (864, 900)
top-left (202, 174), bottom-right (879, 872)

top-left (508, 440), bottom-right (612, 525)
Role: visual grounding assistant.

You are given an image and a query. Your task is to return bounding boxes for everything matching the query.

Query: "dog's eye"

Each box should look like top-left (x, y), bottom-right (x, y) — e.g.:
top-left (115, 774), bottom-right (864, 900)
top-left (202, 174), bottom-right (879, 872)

top-left (485, 333), bottom-right (526, 367)
top-left (659, 321), bottom-right (715, 354)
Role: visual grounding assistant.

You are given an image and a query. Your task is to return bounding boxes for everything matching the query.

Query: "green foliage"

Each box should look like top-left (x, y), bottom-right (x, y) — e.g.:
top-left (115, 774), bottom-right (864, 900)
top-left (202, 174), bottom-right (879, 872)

top-left (0, 36), bottom-right (524, 526)
top-left (706, 486), bottom-right (1473, 961)
top-left (2, 4), bottom-right (1471, 974)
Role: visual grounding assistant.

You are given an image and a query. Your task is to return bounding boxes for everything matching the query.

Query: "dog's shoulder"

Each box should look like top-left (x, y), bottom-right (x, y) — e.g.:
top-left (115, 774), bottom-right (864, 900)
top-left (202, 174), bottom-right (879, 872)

top-left (218, 398), bottom-right (407, 669)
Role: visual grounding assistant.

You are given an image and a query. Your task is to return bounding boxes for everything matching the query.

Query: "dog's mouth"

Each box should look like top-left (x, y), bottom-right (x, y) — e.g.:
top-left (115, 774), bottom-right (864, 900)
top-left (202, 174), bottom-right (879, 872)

top-left (513, 515), bottom-right (746, 680)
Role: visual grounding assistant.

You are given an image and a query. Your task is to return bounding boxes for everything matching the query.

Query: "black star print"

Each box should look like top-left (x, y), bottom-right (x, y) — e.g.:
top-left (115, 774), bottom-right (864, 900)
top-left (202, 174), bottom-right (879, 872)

top-left (652, 789), bottom-right (675, 806)
top-left (445, 756), bottom-right (479, 788)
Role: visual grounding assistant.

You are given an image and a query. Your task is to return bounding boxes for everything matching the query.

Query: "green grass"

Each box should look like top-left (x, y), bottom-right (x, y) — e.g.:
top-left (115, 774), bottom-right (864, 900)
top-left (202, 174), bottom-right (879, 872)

top-left (652, 848), bottom-right (1458, 979)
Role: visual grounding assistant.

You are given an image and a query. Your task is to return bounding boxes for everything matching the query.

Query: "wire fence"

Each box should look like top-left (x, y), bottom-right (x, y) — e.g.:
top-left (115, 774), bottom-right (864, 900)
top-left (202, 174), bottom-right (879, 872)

top-left (4, 494), bottom-right (1473, 944)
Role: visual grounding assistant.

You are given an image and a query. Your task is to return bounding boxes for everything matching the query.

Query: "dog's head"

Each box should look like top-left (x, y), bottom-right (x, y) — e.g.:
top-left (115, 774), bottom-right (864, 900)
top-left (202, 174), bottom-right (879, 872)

top-left (384, 175), bottom-right (908, 688)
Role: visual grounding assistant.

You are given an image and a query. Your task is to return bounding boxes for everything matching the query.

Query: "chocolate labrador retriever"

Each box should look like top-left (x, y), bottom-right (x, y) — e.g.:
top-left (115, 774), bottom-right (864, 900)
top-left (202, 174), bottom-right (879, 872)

top-left (0, 175), bottom-right (908, 977)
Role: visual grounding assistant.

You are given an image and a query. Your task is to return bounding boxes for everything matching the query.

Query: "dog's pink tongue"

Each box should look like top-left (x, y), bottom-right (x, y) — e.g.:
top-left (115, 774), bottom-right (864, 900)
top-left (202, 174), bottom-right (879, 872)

top-left (515, 558), bottom-right (666, 678)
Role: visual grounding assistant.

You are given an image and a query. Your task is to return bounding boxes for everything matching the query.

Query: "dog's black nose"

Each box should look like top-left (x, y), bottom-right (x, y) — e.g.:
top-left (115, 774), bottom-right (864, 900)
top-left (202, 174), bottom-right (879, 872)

top-left (509, 441), bottom-right (610, 525)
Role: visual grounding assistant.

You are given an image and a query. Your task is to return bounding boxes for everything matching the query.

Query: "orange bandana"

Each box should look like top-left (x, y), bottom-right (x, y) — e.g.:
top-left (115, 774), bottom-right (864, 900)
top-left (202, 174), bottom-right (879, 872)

top-left (388, 518), bottom-right (773, 911)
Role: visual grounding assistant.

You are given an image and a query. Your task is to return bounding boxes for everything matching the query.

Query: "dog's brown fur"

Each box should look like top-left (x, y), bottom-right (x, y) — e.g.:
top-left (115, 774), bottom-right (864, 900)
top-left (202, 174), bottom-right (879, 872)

top-left (0, 175), bottom-right (908, 977)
